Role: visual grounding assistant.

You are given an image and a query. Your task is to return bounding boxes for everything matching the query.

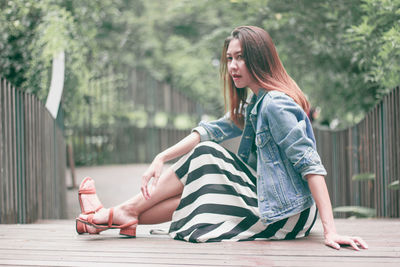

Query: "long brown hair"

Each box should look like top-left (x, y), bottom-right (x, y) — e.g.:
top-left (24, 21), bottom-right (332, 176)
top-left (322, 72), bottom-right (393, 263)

top-left (220, 26), bottom-right (310, 128)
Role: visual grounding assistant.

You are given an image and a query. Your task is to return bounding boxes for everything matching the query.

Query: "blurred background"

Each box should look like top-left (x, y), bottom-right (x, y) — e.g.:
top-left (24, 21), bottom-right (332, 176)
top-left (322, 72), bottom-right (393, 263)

top-left (1, 0), bottom-right (399, 166)
top-left (1, 0), bottom-right (399, 223)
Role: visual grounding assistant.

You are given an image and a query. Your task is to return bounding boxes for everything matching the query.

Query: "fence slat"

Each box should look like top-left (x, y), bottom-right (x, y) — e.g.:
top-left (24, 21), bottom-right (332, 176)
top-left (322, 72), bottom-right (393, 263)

top-left (0, 78), bottom-right (4, 223)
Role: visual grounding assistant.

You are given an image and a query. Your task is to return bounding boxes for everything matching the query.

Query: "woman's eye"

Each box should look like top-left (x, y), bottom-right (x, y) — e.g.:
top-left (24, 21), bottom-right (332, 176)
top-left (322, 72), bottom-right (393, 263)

top-left (227, 56), bottom-right (232, 61)
top-left (237, 55), bottom-right (243, 60)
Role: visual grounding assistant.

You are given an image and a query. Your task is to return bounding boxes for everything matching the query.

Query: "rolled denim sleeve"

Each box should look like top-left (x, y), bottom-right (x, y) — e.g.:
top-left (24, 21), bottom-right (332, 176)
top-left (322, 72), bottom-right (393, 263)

top-left (264, 93), bottom-right (327, 179)
top-left (191, 126), bottom-right (210, 142)
top-left (192, 113), bottom-right (243, 143)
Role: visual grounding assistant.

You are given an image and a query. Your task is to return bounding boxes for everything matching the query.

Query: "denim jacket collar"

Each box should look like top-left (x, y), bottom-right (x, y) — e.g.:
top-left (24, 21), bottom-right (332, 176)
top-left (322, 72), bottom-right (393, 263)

top-left (249, 89), bottom-right (268, 117)
top-left (247, 89), bottom-right (268, 131)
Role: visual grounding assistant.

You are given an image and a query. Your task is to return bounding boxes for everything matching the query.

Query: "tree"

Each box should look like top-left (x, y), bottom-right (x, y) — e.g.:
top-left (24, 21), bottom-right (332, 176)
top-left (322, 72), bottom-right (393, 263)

top-left (261, 0), bottom-right (400, 127)
top-left (1, 0), bottom-right (399, 128)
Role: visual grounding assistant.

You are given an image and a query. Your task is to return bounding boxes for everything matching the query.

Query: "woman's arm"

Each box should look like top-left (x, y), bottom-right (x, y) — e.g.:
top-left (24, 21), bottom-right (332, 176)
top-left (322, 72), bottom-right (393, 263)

top-left (157, 131), bottom-right (201, 163)
top-left (141, 131), bottom-right (201, 199)
top-left (306, 174), bottom-right (369, 250)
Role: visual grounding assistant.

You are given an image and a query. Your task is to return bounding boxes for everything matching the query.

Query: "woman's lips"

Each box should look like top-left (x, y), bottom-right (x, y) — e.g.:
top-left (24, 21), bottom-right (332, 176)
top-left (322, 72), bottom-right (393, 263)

top-left (232, 74), bottom-right (241, 80)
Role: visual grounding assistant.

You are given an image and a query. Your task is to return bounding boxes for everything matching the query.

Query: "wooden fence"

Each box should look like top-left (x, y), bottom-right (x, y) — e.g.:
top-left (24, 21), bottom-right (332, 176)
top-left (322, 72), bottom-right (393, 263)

top-left (69, 68), bottom-right (201, 166)
top-left (129, 68), bottom-right (205, 115)
top-left (0, 78), bottom-right (67, 223)
top-left (71, 126), bottom-right (190, 165)
top-left (314, 86), bottom-right (400, 218)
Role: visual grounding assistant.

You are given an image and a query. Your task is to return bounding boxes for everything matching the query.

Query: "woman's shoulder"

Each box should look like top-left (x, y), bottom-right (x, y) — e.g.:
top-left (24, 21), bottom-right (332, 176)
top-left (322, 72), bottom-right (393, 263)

top-left (261, 90), bottom-right (298, 111)
top-left (265, 90), bottom-right (294, 101)
top-left (257, 90), bottom-right (309, 124)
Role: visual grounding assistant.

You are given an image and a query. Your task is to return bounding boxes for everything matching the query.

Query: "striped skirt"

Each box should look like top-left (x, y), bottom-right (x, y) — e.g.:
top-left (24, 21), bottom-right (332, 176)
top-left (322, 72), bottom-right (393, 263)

top-left (168, 141), bottom-right (317, 243)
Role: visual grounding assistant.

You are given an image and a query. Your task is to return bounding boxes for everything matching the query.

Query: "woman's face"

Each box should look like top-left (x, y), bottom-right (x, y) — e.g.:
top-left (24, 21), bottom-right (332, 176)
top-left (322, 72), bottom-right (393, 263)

top-left (226, 38), bottom-right (259, 93)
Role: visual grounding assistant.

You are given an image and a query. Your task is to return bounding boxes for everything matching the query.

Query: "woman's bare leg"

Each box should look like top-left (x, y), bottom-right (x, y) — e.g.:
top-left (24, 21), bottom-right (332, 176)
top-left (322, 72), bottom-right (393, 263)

top-left (118, 167), bottom-right (183, 216)
top-left (79, 167), bottom-right (183, 228)
top-left (138, 195), bottom-right (181, 224)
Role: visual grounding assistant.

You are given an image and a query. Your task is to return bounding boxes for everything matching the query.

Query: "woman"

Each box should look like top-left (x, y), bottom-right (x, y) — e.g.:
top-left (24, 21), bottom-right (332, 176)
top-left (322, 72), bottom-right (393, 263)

top-left (77, 26), bottom-right (368, 250)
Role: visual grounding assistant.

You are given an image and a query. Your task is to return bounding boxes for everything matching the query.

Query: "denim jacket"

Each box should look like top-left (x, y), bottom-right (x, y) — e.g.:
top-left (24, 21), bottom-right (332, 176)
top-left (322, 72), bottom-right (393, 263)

top-left (193, 90), bottom-right (327, 224)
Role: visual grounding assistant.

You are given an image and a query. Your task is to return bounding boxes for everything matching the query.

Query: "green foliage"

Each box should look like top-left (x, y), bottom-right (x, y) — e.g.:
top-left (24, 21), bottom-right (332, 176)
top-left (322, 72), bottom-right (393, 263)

top-left (388, 180), bottom-right (400, 190)
top-left (26, 3), bottom-right (85, 101)
top-left (335, 171), bottom-right (377, 218)
top-left (154, 112), bottom-right (169, 128)
top-left (125, 110), bottom-right (148, 128)
top-left (263, 0), bottom-right (400, 127)
top-left (333, 206), bottom-right (376, 218)
top-left (352, 173), bottom-right (376, 181)
top-left (347, 0), bottom-right (400, 91)
top-left (174, 114), bottom-right (197, 130)
top-left (1, 0), bottom-right (399, 129)
top-left (0, 0), bottom-right (92, 120)
top-left (0, 0), bottom-right (42, 88)
top-left (135, 0), bottom-right (271, 114)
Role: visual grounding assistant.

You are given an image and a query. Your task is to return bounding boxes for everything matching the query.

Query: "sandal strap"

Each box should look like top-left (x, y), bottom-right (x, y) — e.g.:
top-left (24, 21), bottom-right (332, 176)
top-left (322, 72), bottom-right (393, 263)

top-left (77, 210), bottom-right (137, 231)
top-left (108, 208), bottom-right (114, 227)
top-left (78, 188), bottom-right (96, 195)
top-left (105, 208), bottom-right (137, 229)
top-left (81, 205), bottom-right (103, 215)
top-left (87, 214), bottom-right (95, 224)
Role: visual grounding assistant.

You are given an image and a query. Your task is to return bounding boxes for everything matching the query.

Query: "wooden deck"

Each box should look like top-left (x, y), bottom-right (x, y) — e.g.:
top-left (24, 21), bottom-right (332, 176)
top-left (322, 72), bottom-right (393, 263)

top-left (0, 165), bottom-right (398, 266)
top-left (0, 219), bottom-right (398, 266)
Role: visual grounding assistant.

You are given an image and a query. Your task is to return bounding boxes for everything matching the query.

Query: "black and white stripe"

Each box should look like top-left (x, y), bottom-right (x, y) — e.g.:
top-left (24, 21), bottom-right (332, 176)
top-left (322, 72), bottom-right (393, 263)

top-left (168, 141), bottom-right (317, 243)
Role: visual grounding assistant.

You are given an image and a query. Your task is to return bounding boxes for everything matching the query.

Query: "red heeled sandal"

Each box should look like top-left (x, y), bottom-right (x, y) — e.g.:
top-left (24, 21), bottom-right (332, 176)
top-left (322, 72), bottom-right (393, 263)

top-left (76, 177), bottom-right (104, 235)
top-left (76, 208), bottom-right (138, 237)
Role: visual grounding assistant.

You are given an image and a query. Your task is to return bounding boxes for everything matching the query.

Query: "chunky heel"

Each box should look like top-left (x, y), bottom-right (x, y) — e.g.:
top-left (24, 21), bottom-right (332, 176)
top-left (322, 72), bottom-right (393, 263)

top-left (119, 227), bottom-right (136, 237)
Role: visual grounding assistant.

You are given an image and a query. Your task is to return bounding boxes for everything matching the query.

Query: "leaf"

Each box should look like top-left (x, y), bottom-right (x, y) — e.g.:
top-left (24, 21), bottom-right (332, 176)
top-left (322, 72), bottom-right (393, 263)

top-left (352, 173), bottom-right (375, 182)
top-left (388, 180), bottom-right (400, 190)
top-left (333, 206), bottom-right (376, 218)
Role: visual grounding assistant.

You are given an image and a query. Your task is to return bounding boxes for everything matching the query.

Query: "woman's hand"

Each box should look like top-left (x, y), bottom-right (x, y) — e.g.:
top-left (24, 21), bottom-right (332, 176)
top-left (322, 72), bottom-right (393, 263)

top-left (140, 132), bottom-right (201, 200)
top-left (306, 174), bottom-right (368, 251)
top-left (324, 232), bottom-right (368, 251)
top-left (141, 154), bottom-right (165, 200)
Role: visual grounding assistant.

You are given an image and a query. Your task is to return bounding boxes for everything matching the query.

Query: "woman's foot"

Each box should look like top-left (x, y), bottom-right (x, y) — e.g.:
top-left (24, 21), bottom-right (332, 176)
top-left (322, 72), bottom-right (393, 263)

top-left (78, 206), bottom-right (138, 236)
top-left (77, 177), bottom-right (104, 234)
